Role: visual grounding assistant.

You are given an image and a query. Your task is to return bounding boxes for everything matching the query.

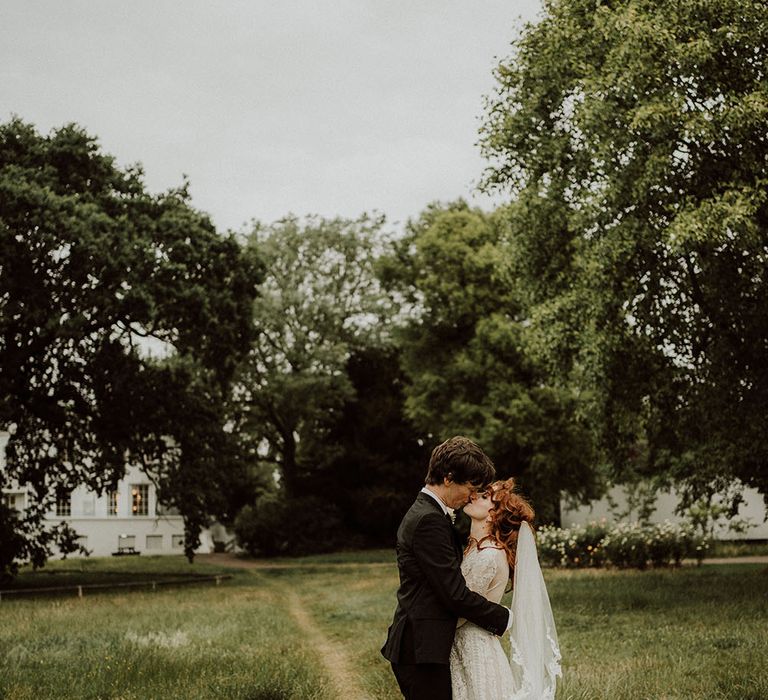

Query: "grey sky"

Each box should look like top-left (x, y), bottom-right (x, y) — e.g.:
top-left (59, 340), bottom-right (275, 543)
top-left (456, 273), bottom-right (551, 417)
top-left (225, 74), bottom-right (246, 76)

top-left (1, 1), bottom-right (542, 232)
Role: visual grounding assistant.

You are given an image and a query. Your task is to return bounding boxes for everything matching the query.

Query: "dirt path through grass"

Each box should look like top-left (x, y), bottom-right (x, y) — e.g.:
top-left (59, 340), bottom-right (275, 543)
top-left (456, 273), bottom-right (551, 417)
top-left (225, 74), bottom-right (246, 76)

top-left (235, 562), bottom-right (376, 699)
top-left (286, 590), bottom-right (373, 700)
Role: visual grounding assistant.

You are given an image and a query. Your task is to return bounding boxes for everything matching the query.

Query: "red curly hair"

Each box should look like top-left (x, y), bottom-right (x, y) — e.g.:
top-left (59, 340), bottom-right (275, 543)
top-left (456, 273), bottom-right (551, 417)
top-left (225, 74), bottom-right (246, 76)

top-left (477, 478), bottom-right (536, 575)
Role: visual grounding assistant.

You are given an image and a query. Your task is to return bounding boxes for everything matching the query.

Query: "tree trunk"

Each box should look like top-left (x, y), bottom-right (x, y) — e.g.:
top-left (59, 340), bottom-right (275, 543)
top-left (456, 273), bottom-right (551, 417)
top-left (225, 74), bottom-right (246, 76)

top-left (281, 429), bottom-right (298, 497)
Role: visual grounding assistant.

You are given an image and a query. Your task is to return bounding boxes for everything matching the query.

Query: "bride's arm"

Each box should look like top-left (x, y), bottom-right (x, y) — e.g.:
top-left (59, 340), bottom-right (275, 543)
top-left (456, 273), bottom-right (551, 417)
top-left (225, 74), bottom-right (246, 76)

top-left (485, 548), bottom-right (510, 604)
top-left (455, 548), bottom-right (507, 629)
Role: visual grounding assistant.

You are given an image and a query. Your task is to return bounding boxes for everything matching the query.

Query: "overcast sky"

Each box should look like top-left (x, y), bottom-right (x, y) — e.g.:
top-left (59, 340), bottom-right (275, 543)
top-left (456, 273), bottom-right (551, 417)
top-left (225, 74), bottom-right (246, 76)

top-left (1, 1), bottom-right (542, 233)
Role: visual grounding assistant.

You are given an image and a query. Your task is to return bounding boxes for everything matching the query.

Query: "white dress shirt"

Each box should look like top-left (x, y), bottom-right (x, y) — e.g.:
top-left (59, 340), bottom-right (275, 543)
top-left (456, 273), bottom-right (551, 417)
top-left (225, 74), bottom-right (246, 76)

top-left (420, 486), bottom-right (451, 516)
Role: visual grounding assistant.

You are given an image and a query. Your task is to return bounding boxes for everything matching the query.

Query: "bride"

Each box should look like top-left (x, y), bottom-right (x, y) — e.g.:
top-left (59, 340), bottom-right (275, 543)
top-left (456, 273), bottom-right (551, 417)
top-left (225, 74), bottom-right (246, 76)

top-left (450, 478), bottom-right (561, 700)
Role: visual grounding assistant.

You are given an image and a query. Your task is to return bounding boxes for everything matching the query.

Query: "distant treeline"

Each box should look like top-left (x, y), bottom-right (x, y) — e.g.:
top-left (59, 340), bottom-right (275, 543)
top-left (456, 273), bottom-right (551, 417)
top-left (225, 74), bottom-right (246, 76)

top-left (2, 0), bottom-right (767, 570)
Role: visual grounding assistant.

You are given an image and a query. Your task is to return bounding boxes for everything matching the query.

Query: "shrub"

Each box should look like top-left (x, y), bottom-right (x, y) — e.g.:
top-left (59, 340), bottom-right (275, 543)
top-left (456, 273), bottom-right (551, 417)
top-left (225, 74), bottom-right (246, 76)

top-left (674, 522), bottom-right (711, 564)
top-left (646, 521), bottom-right (680, 567)
top-left (346, 487), bottom-right (412, 544)
top-left (234, 495), bottom-right (345, 557)
top-left (537, 525), bottom-right (567, 567)
top-left (538, 520), bottom-right (712, 570)
top-left (601, 522), bottom-right (651, 569)
top-left (538, 521), bottom-right (609, 568)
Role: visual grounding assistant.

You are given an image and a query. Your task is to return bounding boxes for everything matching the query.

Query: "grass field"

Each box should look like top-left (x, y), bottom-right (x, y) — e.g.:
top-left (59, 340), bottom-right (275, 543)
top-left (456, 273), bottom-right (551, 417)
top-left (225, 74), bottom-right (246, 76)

top-left (708, 540), bottom-right (768, 558)
top-left (1, 552), bottom-right (767, 699)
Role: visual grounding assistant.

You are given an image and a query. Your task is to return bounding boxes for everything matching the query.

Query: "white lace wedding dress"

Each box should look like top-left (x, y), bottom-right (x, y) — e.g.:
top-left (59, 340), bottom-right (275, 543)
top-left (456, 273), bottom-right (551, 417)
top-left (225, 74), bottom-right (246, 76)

top-left (450, 543), bottom-right (516, 699)
top-left (450, 525), bottom-right (562, 700)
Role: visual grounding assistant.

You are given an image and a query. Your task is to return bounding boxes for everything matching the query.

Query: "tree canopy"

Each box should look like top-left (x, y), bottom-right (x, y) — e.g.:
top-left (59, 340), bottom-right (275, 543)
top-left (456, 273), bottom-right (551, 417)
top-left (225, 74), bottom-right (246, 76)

top-left (6, 0), bottom-right (767, 566)
top-left (232, 214), bottom-right (394, 497)
top-left (0, 119), bottom-right (261, 575)
top-left (381, 201), bottom-right (601, 521)
top-left (480, 0), bottom-right (768, 502)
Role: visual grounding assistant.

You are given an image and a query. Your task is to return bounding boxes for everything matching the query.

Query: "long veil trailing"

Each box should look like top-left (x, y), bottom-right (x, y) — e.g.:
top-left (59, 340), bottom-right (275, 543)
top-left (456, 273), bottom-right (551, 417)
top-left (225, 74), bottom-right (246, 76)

top-left (508, 521), bottom-right (562, 700)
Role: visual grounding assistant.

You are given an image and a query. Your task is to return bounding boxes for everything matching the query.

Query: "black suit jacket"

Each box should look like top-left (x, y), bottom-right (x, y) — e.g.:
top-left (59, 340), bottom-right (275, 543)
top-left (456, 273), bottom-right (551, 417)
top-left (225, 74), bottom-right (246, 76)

top-left (381, 492), bottom-right (510, 665)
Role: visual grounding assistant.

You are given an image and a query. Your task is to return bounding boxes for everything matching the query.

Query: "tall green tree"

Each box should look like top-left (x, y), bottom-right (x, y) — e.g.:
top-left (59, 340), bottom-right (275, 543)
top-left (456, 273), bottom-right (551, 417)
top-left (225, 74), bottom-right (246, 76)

top-left (234, 215), bottom-right (393, 497)
top-left (381, 201), bottom-right (599, 521)
top-left (317, 345), bottom-right (430, 543)
top-left (0, 119), bottom-right (261, 576)
top-left (480, 0), bottom-right (768, 502)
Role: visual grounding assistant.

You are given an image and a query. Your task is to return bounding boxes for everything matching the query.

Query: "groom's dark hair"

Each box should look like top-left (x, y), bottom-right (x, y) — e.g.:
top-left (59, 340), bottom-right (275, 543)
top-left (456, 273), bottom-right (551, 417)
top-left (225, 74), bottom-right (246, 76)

top-left (425, 436), bottom-right (496, 487)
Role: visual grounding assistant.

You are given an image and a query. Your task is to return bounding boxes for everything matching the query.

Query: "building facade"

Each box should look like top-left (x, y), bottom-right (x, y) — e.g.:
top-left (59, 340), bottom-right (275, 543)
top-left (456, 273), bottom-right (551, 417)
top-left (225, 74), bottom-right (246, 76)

top-left (1, 431), bottom-right (217, 557)
top-left (561, 483), bottom-right (768, 540)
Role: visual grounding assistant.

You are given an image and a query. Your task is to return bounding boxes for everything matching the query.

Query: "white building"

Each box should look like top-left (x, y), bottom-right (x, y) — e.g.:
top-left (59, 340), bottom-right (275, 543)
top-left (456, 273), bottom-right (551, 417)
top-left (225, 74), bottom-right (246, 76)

top-left (1, 430), bottom-right (220, 557)
top-left (561, 483), bottom-right (768, 540)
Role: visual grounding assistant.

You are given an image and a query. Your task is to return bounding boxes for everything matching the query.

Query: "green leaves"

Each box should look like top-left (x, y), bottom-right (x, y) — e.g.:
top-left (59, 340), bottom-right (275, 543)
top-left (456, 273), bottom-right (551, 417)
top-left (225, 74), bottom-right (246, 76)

top-left (480, 0), bottom-right (768, 499)
top-left (234, 215), bottom-right (391, 495)
top-left (385, 201), bottom-right (600, 521)
top-left (0, 119), bottom-right (261, 574)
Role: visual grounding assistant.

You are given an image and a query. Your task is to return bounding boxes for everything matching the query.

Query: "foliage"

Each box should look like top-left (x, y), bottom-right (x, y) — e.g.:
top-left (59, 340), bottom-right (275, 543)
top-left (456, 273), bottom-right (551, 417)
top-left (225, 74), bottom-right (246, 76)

top-left (537, 520), bottom-right (610, 568)
top-left (313, 346), bottom-right (430, 544)
top-left (0, 119), bottom-right (261, 575)
top-left (682, 487), bottom-right (755, 539)
top-left (233, 494), bottom-right (345, 557)
top-left (538, 519), bottom-right (710, 569)
top-left (480, 0), bottom-right (768, 502)
top-left (0, 500), bottom-right (83, 581)
top-left (233, 215), bottom-right (393, 497)
top-left (600, 521), bottom-right (710, 569)
top-left (380, 200), bottom-right (602, 522)
top-left (604, 476), bottom-right (665, 526)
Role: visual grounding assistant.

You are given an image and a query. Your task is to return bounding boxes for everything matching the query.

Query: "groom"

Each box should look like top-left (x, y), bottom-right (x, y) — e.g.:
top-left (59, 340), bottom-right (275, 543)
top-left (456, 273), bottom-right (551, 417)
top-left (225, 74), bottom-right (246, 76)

top-left (381, 436), bottom-right (510, 699)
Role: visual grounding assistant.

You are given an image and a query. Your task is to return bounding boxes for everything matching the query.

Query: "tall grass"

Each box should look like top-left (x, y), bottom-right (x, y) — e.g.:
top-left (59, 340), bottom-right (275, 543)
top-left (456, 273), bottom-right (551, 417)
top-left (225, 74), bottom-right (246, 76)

top-left (708, 540), bottom-right (768, 558)
top-left (549, 565), bottom-right (768, 699)
top-left (272, 561), bottom-right (768, 700)
top-left (1, 562), bottom-right (332, 700)
top-left (1, 554), bottom-right (238, 592)
top-left (1, 555), bottom-right (766, 699)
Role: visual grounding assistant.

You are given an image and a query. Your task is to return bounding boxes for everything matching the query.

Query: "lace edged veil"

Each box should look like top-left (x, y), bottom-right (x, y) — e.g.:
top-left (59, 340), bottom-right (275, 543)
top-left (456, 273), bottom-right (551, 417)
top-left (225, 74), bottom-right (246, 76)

top-left (507, 521), bottom-right (562, 699)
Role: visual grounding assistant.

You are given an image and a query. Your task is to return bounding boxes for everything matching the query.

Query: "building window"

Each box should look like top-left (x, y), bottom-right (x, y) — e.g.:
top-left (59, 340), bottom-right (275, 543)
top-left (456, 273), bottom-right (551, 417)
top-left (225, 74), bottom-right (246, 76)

top-left (82, 497), bottom-right (95, 516)
top-left (171, 534), bottom-right (184, 549)
top-left (3, 493), bottom-right (19, 510)
top-left (146, 535), bottom-right (163, 550)
top-left (118, 534), bottom-right (136, 550)
top-left (131, 484), bottom-right (148, 516)
top-left (108, 491), bottom-right (118, 516)
top-left (56, 493), bottom-right (71, 517)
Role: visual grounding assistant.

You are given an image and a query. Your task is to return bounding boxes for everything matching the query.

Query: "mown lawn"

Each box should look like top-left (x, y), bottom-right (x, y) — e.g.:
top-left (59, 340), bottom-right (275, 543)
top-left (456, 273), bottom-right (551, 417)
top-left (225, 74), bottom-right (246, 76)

top-left (1, 553), bottom-right (766, 699)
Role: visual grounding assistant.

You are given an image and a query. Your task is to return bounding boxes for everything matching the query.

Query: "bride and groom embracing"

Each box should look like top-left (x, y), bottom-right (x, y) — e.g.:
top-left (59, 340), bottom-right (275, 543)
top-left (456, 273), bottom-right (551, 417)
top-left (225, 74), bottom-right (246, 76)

top-left (381, 436), bottom-right (561, 700)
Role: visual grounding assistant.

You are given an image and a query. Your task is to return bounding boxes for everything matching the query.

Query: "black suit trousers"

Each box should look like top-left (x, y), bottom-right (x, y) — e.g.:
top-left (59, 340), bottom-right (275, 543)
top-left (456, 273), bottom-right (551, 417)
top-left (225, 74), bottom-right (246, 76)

top-left (391, 661), bottom-right (452, 700)
top-left (390, 618), bottom-right (452, 699)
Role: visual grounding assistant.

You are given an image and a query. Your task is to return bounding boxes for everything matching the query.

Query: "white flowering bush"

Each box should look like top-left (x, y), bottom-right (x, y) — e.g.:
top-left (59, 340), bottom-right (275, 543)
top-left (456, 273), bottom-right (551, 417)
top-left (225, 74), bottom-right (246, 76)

top-left (601, 521), bottom-right (652, 569)
top-left (537, 520), bottom-right (610, 568)
top-left (537, 525), bottom-right (568, 567)
top-left (537, 520), bottom-right (710, 569)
